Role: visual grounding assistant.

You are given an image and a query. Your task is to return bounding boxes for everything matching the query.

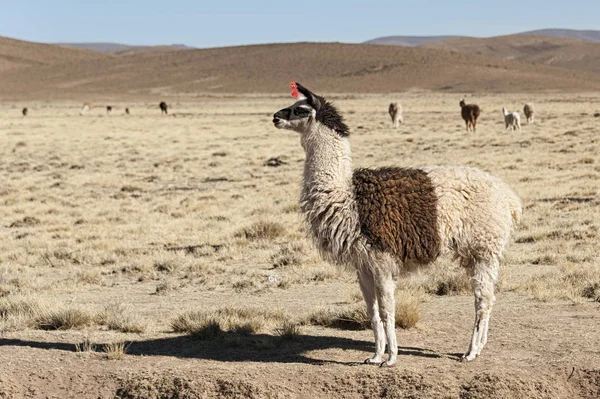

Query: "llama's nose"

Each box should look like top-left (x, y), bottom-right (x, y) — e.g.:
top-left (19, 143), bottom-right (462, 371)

top-left (274, 109), bottom-right (290, 120)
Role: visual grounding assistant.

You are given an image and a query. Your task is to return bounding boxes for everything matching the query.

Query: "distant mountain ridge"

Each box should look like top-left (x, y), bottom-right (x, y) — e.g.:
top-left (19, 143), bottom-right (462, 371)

top-left (365, 28), bottom-right (600, 46)
top-left (56, 42), bottom-right (194, 54)
top-left (363, 35), bottom-right (463, 47)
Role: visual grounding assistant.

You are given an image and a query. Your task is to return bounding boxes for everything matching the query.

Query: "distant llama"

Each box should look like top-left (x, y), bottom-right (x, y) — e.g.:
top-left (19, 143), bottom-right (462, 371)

top-left (460, 99), bottom-right (481, 132)
top-left (159, 101), bottom-right (168, 115)
top-left (125, 107), bottom-right (130, 115)
top-left (273, 82), bottom-right (521, 365)
top-left (502, 108), bottom-right (521, 131)
top-left (388, 103), bottom-right (403, 128)
top-left (79, 103), bottom-right (92, 116)
top-left (523, 103), bottom-right (535, 124)
top-left (106, 106), bottom-right (112, 115)
top-left (22, 107), bottom-right (28, 117)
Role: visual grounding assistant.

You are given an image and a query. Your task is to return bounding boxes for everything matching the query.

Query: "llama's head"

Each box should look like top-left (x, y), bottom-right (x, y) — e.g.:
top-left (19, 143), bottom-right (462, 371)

top-left (273, 82), bottom-right (349, 138)
top-left (459, 99), bottom-right (466, 108)
top-left (502, 107), bottom-right (508, 115)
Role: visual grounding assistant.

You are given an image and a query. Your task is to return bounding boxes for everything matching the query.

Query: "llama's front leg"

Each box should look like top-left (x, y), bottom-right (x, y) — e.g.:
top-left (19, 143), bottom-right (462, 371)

top-left (358, 270), bottom-right (385, 364)
top-left (375, 270), bottom-right (397, 367)
top-left (463, 259), bottom-right (498, 361)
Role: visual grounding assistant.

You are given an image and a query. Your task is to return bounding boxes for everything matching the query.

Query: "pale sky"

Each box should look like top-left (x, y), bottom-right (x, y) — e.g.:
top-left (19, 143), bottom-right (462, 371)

top-left (1, 0), bottom-right (599, 47)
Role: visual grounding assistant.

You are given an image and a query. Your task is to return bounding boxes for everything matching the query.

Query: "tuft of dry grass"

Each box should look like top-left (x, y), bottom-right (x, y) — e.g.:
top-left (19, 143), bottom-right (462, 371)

top-left (103, 341), bottom-right (129, 360)
top-left (171, 307), bottom-right (284, 339)
top-left (95, 303), bottom-right (146, 333)
top-left (75, 336), bottom-right (96, 353)
top-left (275, 320), bottom-right (301, 340)
top-left (35, 308), bottom-right (92, 330)
top-left (394, 290), bottom-right (423, 329)
top-left (235, 221), bottom-right (286, 241)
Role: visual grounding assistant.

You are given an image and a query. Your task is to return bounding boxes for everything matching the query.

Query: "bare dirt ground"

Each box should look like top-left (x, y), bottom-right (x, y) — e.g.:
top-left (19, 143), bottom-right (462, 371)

top-left (0, 93), bottom-right (599, 398)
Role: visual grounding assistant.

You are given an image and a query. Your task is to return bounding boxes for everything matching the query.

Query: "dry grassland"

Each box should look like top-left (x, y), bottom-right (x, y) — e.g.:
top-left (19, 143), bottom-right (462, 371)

top-left (0, 93), bottom-right (598, 398)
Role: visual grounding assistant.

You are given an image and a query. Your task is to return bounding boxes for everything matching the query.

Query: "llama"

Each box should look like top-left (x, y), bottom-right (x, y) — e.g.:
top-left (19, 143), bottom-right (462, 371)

top-left (125, 107), bottom-right (130, 115)
top-left (79, 103), bottom-right (91, 116)
top-left (106, 106), bottom-right (112, 115)
top-left (459, 99), bottom-right (481, 132)
top-left (22, 108), bottom-right (28, 117)
top-left (159, 101), bottom-right (168, 115)
top-left (273, 82), bottom-right (521, 365)
top-left (523, 103), bottom-right (535, 124)
top-left (502, 107), bottom-right (521, 131)
top-left (388, 103), bottom-right (403, 127)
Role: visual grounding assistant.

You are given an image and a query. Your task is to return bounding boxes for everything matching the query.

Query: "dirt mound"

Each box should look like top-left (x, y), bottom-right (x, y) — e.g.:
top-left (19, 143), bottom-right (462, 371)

top-left (111, 368), bottom-right (585, 399)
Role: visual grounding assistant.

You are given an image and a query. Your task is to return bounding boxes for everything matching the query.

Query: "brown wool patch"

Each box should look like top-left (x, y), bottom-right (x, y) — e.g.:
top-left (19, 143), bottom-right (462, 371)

top-left (353, 168), bottom-right (441, 264)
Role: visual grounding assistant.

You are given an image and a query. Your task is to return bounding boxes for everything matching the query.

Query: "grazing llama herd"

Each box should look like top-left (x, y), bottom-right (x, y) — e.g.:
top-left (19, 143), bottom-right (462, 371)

top-left (274, 83), bottom-right (522, 365)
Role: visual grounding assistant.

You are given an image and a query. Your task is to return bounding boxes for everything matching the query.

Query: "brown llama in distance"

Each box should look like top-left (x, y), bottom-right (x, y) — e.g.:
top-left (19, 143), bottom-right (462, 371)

top-left (523, 103), bottom-right (535, 124)
top-left (159, 101), bottom-right (168, 115)
top-left (460, 99), bottom-right (481, 132)
top-left (125, 107), bottom-right (130, 115)
top-left (22, 107), bottom-right (28, 116)
top-left (106, 106), bottom-right (112, 115)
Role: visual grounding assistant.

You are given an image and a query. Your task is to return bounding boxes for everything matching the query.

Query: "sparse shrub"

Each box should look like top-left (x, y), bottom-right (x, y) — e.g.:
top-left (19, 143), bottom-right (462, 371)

top-left (36, 308), bottom-right (92, 330)
top-left (103, 341), bottom-right (129, 360)
top-left (307, 305), bottom-right (369, 330)
top-left (75, 336), bottom-right (96, 353)
top-left (276, 320), bottom-right (301, 340)
top-left (95, 303), bottom-right (146, 333)
top-left (582, 282), bottom-right (600, 302)
top-left (154, 259), bottom-right (177, 273)
top-left (232, 279), bottom-right (256, 292)
top-left (171, 307), bottom-right (281, 339)
top-left (271, 243), bottom-right (304, 268)
top-left (431, 271), bottom-right (472, 296)
top-left (394, 290), bottom-right (422, 329)
top-left (235, 221), bottom-right (286, 241)
top-left (9, 216), bottom-right (40, 228)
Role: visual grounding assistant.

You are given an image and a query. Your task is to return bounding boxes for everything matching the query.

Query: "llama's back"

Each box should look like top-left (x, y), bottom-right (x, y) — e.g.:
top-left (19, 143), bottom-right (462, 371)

top-left (422, 166), bottom-right (521, 260)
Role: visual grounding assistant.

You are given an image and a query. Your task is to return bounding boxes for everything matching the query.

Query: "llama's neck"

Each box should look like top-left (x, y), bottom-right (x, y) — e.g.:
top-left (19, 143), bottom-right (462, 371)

top-left (301, 125), bottom-right (353, 197)
top-left (299, 124), bottom-right (362, 264)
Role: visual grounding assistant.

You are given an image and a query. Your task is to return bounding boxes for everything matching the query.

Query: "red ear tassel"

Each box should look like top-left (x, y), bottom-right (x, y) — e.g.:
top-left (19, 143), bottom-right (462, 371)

top-left (290, 82), bottom-right (299, 98)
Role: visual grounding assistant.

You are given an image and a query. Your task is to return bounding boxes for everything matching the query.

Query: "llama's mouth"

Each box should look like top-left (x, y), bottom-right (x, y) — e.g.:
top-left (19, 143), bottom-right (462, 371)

top-left (273, 118), bottom-right (285, 129)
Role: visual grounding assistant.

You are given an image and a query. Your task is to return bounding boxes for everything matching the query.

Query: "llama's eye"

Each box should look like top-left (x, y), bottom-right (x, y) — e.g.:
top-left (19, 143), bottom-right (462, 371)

top-left (294, 107), bottom-right (309, 116)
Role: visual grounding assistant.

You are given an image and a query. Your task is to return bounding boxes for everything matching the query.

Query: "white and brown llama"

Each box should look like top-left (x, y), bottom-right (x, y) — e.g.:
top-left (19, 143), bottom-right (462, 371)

top-left (273, 82), bottom-right (521, 366)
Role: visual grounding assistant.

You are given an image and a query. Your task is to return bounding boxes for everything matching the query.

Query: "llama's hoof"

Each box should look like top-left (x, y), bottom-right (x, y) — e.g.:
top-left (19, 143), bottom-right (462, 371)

top-left (379, 360), bottom-right (396, 368)
top-left (364, 356), bottom-right (382, 365)
top-left (461, 352), bottom-right (477, 362)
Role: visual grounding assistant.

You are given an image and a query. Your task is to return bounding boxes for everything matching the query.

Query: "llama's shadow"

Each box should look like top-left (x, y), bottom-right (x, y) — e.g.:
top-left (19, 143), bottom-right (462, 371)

top-left (0, 334), bottom-right (447, 365)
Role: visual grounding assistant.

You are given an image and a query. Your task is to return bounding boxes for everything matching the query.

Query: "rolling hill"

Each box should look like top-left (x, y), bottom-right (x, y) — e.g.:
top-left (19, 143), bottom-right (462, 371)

top-left (1, 37), bottom-right (600, 99)
top-left (423, 34), bottom-right (600, 75)
top-left (0, 36), bottom-right (108, 72)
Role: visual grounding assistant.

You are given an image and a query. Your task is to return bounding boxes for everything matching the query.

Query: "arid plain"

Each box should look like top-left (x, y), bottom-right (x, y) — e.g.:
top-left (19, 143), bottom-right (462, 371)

top-left (0, 91), bottom-right (598, 398)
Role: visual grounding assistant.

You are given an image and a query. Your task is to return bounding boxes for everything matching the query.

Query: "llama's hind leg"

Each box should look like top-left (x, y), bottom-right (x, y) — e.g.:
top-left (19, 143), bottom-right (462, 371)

top-left (358, 270), bottom-right (385, 364)
top-left (463, 257), bottom-right (499, 361)
top-left (374, 269), bottom-right (397, 367)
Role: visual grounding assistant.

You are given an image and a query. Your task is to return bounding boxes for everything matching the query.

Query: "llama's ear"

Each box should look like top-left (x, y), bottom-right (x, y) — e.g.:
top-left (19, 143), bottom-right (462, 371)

top-left (293, 82), bottom-right (321, 111)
